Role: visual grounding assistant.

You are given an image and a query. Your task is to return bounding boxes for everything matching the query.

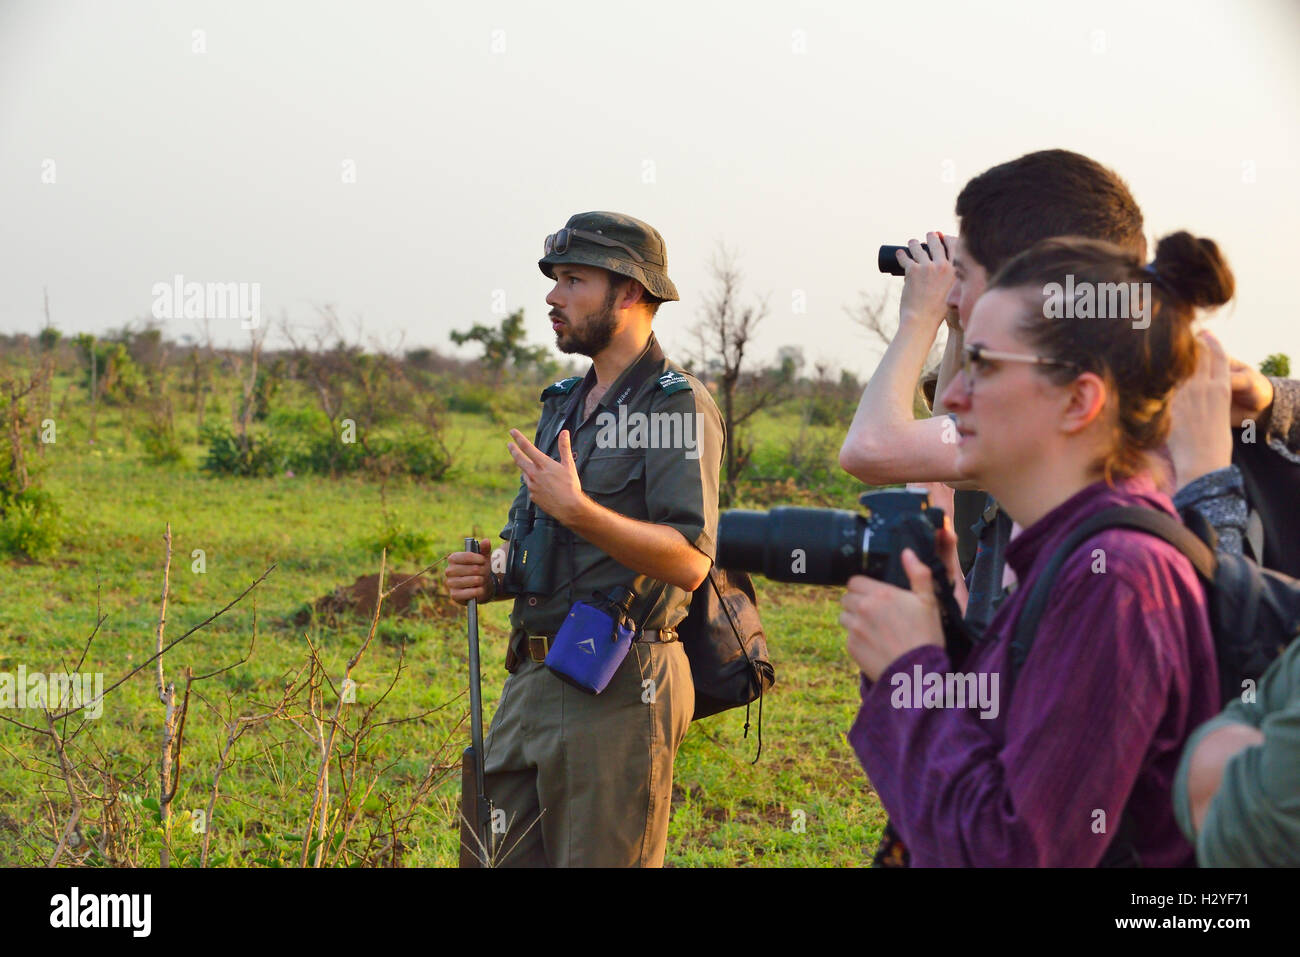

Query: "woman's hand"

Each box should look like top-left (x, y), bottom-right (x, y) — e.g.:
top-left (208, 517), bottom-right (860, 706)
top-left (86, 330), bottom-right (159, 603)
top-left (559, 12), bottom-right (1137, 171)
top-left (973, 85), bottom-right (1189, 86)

top-left (841, 547), bottom-right (945, 682)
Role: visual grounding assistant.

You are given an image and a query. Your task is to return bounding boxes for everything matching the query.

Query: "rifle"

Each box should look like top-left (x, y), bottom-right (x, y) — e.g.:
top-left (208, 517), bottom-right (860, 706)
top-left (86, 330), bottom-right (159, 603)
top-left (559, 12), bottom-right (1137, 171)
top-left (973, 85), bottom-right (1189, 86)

top-left (458, 537), bottom-right (495, 867)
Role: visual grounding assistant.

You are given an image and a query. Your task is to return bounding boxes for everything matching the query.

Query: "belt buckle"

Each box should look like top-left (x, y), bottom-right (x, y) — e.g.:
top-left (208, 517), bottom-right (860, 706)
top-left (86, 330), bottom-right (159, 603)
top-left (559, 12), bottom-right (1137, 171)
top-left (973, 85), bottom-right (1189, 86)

top-left (528, 634), bottom-right (551, 663)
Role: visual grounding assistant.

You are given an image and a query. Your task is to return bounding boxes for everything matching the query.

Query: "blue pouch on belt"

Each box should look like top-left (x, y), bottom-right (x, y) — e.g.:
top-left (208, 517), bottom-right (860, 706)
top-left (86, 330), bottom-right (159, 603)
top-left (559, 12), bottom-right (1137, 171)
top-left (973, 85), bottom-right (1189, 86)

top-left (545, 586), bottom-right (638, 694)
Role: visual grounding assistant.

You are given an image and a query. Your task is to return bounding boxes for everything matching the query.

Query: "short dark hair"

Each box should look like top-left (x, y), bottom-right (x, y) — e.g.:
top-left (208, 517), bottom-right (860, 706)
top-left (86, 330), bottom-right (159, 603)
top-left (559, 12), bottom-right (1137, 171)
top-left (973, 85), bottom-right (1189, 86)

top-left (955, 150), bottom-right (1146, 275)
top-left (605, 272), bottom-right (662, 318)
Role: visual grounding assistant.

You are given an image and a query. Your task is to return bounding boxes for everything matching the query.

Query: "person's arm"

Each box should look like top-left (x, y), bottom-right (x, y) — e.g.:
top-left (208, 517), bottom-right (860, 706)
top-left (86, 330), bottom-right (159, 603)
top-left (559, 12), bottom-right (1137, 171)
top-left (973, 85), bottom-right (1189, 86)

top-left (562, 502), bottom-right (709, 592)
top-left (1181, 723), bottom-right (1265, 834)
top-left (1174, 638), bottom-right (1300, 866)
top-left (1261, 376), bottom-right (1300, 462)
top-left (1228, 358), bottom-right (1300, 460)
top-left (840, 233), bottom-right (964, 486)
top-left (506, 426), bottom-right (713, 593)
top-left (1172, 468), bottom-right (1247, 556)
top-left (845, 546), bottom-right (1187, 866)
top-left (1167, 331), bottom-right (1234, 490)
top-left (1162, 331), bottom-right (1247, 553)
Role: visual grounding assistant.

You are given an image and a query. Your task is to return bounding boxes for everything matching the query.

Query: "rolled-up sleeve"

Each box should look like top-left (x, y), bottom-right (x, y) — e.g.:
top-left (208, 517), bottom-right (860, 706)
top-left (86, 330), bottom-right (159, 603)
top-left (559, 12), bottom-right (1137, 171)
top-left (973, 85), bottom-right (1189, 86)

top-left (643, 384), bottom-right (724, 560)
top-left (1264, 377), bottom-right (1300, 464)
top-left (1172, 466), bottom-right (1247, 556)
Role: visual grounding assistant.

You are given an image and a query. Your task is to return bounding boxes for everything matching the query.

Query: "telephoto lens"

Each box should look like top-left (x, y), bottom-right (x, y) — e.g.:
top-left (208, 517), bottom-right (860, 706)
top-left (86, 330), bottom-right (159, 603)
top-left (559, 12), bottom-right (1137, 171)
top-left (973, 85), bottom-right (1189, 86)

top-left (716, 489), bottom-right (945, 588)
top-left (717, 506), bottom-right (866, 584)
top-left (877, 243), bottom-right (931, 276)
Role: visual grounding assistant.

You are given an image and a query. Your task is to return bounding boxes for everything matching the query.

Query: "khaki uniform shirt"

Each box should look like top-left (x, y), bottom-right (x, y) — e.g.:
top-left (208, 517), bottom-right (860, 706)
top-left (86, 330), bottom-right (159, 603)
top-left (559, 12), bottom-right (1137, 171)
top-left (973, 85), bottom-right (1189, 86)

top-left (497, 333), bottom-right (724, 636)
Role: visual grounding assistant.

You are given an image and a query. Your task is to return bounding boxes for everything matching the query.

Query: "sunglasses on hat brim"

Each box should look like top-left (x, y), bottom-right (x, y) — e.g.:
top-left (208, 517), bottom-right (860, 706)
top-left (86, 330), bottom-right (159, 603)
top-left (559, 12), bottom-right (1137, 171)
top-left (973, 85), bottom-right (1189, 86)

top-left (543, 228), bottom-right (646, 264)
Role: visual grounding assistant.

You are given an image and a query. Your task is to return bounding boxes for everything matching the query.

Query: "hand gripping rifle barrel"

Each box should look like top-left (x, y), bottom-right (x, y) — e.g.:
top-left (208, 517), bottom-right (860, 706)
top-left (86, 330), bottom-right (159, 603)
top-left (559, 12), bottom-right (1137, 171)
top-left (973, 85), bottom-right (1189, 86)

top-left (459, 537), bottom-right (496, 866)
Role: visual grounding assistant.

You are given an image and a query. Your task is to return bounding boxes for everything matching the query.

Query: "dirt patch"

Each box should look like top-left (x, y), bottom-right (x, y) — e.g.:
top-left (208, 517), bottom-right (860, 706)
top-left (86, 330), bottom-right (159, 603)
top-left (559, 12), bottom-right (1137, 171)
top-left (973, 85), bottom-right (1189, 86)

top-left (295, 571), bottom-right (460, 627)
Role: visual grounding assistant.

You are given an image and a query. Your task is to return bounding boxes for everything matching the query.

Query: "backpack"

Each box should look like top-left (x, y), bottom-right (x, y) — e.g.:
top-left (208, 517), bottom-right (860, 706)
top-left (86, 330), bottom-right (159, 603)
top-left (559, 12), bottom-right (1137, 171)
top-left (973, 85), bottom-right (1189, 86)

top-left (1010, 506), bottom-right (1300, 708)
top-left (1233, 426), bottom-right (1300, 579)
top-left (676, 566), bottom-right (775, 758)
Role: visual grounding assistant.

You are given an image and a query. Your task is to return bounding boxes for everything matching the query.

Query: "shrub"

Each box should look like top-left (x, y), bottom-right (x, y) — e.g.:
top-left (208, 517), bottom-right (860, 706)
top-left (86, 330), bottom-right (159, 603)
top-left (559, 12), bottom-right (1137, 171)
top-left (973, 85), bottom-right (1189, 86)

top-left (743, 429), bottom-right (864, 506)
top-left (381, 433), bottom-right (453, 480)
top-left (291, 433), bottom-right (367, 475)
top-left (263, 404), bottom-right (330, 436)
top-left (0, 487), bottom-right (62, 560)
top-left (358, 520), bottom-right (434, 565)
top-left (200, 424), bottom-right (285, 477)
top-left (445, 383), bottom-right (494, 415)
top-left (139, 424), bottom-right (185, 466)
top-left (1261, 353), bottom-right (1291, 378)
top-left (138, 400), bottom-right (185, 466)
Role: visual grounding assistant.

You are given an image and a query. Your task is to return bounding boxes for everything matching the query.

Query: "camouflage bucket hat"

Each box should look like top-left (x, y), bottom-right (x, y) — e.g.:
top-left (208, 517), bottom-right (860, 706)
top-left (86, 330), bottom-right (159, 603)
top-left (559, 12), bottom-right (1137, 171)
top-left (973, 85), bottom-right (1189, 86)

top-left (539, 211), bottom-right (679, 302)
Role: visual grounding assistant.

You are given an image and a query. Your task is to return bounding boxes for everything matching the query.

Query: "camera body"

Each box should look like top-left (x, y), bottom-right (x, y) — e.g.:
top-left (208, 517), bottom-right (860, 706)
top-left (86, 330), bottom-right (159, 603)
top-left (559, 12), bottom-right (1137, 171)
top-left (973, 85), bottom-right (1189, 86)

top-left (502, 506), bottom-right (559, 596)
top-left (716, 489), bottom-right (945, 589)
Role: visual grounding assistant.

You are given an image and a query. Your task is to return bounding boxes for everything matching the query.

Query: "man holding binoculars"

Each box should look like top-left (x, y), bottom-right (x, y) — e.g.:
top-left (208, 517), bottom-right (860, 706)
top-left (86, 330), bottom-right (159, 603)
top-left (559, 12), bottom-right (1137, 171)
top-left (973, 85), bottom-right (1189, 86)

top-left (443, 211), bottom-right (724, 867)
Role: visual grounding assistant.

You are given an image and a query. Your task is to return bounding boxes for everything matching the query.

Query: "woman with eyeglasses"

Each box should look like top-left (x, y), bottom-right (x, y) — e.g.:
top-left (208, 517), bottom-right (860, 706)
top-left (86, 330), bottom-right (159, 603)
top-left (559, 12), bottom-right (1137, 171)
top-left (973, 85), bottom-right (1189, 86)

top-left (840, 231), bottom-right (1234, 866)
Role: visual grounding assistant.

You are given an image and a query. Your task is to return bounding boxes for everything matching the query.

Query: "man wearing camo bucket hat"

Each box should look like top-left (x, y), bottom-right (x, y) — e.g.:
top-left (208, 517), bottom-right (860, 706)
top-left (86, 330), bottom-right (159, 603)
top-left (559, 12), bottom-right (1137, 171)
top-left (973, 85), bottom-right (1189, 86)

top-left (443, 211), bottom-right (724, 866)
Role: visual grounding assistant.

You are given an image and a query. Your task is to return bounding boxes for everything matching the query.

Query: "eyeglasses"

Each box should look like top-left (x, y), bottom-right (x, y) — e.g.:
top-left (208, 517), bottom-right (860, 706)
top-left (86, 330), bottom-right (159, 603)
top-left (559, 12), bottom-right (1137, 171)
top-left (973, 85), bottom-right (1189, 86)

top-left (959, 344), bottom-right (1080, 393)
top-left (543, 228), bottom-right (646, 263)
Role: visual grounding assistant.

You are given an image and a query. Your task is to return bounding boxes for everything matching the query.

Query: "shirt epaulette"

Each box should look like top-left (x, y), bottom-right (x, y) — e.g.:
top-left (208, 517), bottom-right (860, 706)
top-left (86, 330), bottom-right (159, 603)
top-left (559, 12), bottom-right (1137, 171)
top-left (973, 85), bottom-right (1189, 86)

top-left (540, 376), bottom-right (583, 400)
top-left (655, 371), bottom-right (692, 396)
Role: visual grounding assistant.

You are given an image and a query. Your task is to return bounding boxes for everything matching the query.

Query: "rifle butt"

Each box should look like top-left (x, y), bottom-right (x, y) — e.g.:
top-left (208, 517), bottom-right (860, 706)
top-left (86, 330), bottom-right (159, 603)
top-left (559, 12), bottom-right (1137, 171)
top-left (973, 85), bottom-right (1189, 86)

top-left (459, 745), bottom-right (483, 868)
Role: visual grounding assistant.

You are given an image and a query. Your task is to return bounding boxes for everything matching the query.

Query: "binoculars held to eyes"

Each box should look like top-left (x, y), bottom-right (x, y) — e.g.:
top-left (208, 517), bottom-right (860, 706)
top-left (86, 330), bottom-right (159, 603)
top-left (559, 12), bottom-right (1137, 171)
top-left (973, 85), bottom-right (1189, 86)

top-left (878, 243), bottom-right (934, 276)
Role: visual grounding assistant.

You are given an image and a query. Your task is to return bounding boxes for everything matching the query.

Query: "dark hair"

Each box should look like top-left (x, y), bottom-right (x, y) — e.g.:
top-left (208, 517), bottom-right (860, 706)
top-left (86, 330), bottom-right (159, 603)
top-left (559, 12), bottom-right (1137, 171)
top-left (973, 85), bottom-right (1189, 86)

top-left (988, 231), bottom-right (1235, 482)
top-left (604, 272), bottom-right (662, 317)
top-left (955, 150), bottom-right (1146, 275)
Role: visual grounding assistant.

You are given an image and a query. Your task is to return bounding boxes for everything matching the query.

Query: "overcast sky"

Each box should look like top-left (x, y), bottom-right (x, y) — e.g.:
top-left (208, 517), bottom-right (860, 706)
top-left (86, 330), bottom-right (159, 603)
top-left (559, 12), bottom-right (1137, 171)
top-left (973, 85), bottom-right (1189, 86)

top-left (2, 0), bottom-right (1297, 376)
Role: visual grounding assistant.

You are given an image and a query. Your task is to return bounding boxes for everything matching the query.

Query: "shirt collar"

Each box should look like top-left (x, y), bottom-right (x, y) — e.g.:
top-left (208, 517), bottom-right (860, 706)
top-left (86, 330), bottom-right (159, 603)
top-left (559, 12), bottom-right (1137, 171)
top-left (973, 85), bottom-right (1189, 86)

top-left (1003, 473), bottom-right (1172, 582)
top-left (587, 332), bottom-right (665, 414)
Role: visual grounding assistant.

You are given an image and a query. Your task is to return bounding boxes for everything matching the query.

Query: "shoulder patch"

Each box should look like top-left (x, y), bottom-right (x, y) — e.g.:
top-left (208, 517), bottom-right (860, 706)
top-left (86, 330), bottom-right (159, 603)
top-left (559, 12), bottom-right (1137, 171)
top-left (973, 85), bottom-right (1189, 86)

top-left (656, 371), bottom-right (692, 396)
top-left (540, 376), bottom-right (582, 400)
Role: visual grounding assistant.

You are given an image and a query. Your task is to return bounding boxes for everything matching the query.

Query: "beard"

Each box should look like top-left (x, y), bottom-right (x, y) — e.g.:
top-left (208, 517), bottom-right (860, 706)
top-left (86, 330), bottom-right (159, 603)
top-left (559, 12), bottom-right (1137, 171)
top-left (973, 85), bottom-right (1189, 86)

top-left (555, 283), bottom-right (620, 357)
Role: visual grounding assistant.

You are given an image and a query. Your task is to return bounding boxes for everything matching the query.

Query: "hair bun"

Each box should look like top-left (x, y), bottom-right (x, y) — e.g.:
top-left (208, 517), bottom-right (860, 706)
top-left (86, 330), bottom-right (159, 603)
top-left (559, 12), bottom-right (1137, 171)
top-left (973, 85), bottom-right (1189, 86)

top-left (1150, 231), bottom-right (1234, 310)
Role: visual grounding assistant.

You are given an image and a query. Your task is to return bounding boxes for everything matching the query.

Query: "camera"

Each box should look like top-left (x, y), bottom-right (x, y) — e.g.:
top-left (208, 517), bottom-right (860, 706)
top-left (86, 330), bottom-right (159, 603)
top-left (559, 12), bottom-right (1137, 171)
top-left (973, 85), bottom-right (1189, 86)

top-left (502, 505), bottom-right (559, 596)
top-left (716, 489), bottom-right (945, 589)
top-left (878, 243), bottom-right (932, 276)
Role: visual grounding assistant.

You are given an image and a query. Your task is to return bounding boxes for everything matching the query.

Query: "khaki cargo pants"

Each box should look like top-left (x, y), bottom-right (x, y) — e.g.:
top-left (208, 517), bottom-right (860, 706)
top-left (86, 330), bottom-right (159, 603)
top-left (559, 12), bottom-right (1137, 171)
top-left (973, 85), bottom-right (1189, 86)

top-left (480, 636), bottom-right (693, 867)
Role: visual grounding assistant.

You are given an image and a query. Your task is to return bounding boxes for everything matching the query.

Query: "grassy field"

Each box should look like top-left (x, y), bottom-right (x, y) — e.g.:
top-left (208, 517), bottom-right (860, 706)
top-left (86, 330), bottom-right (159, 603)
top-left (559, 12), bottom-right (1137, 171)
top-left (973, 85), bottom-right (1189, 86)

top-left (0, 386), bottom-right (886, 867)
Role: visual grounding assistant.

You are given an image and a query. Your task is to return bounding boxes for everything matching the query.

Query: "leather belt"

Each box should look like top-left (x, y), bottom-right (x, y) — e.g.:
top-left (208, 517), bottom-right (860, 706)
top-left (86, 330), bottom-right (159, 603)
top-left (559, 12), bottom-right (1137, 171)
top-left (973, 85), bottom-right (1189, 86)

top-left (526, 628), bottom-right (678, 663)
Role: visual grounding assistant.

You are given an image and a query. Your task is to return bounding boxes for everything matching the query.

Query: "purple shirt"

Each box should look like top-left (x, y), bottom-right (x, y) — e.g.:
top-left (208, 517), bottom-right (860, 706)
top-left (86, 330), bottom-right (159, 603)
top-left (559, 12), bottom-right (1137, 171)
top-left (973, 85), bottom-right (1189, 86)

top-left (848, 475), bottom-right (1220, 866)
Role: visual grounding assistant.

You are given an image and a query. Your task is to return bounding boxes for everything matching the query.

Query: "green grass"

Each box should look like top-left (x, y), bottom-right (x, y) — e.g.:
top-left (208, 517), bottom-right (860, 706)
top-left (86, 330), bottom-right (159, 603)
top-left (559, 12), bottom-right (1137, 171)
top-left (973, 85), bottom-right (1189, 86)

top-left (0, 386), bottom-right (883, 867)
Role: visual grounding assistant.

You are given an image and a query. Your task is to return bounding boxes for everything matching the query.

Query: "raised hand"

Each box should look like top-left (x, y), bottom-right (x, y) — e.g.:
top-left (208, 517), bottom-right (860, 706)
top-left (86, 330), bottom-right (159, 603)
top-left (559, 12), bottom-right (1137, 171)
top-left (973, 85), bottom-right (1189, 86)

top-left (507, 428), bottom-right (588, 525)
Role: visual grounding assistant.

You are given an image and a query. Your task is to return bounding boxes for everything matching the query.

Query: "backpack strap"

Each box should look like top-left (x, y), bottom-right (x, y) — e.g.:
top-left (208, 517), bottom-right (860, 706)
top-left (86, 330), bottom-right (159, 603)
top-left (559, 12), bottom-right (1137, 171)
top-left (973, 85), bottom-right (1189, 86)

top-left (1231, 444), bottom-right (1269, 564)
top-left (1007, 505), bottom-right (1217, 870)
top-left (1009, 506), bottom-right (1216, 684)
